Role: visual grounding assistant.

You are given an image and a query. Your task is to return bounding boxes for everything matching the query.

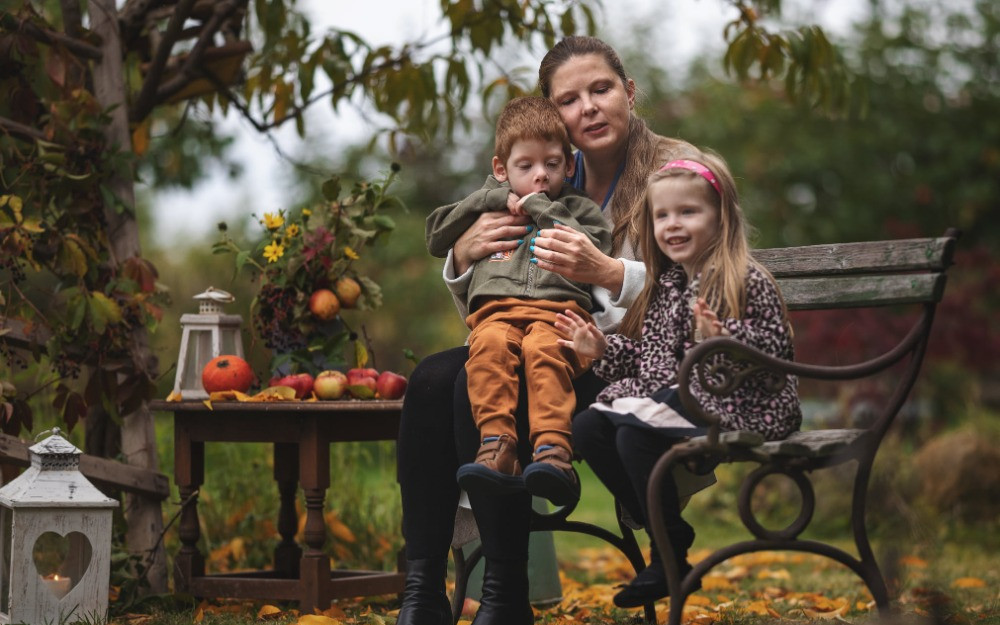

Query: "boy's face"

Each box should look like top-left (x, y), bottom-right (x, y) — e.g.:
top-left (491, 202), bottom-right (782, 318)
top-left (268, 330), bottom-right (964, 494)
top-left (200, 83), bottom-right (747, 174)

top-left (492, 138), bottom-right (574, 199)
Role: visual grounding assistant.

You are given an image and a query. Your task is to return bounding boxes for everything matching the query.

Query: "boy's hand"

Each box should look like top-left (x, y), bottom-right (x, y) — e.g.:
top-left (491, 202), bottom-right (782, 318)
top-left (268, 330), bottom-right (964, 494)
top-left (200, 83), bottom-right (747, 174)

top-left (506, 191), bottom-right (539, 216)
top-left (692, 297), bottom-right (728, 340)
top-left (555, 308), bottom-right (607, 359)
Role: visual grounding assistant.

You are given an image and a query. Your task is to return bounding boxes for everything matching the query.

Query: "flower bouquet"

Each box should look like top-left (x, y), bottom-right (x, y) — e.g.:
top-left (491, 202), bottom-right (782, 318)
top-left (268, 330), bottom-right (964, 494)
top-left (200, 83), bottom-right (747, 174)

top-left (213, 168), bottom-right (402, 376)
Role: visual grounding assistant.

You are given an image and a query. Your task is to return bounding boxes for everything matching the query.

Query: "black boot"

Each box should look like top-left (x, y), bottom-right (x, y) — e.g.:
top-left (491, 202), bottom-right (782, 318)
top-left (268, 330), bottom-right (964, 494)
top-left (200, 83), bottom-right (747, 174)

top-left (397, 558), bottom-right (452, 625)
top-left (613, 529), bottom-right (699, 608)
top-left (471, 557), bottom-right (534, 625)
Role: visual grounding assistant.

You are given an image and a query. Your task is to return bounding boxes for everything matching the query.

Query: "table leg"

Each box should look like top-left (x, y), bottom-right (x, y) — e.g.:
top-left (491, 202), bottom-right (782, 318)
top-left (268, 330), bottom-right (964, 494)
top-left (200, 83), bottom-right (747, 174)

top-left (173, 421), bottom-right (205, 592)
top-left (274, 442), bottom-right (302, 577)
top-left (299, 417), bottom-right (331, 612)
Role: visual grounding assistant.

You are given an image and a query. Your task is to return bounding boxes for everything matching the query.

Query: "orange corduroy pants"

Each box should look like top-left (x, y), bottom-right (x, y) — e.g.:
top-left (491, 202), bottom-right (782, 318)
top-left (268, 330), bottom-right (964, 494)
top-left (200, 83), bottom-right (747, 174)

top-left (465, 297), bottom-right (591, 451)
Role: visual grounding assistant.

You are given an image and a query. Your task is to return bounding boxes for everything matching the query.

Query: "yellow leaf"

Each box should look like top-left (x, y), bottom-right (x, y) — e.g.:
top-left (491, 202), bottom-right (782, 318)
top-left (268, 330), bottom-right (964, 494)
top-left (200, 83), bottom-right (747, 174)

top-left (202, 399), bottom-right (213, 410)
top-left (258, 605), bottom-right (284, 620)
top-left (166, 390), bottom-right (183, 402)
top-left (355, 340), bottom-right (369, 368)
top-left (952, 577), bottom-right (986, 589)
top-left (802, 604), bottom-right (849, 619)
top-left (900, 555), bottom-right (929, 568)
top-left (702, 575), bottom-right (734, 590)
top-left (297, 615), bottom-right (342, 625)
top-left (756, 568), bottom-right (791, 580)
top-left (193, 608), bottom-right (204, 623)
top-left (132, 119), bottom-right (151, 156)
top-left (251, 385), bottom-right (297, 401)
top-left (686, 594), bottom-right (714, 607)
top-left (744, 600), bottom-right (774, 616)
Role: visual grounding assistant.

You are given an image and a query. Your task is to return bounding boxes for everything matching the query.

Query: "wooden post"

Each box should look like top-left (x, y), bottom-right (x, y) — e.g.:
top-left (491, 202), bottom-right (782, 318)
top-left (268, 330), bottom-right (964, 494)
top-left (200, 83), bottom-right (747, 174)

top-left (87, 0), bottom-right (168, 593)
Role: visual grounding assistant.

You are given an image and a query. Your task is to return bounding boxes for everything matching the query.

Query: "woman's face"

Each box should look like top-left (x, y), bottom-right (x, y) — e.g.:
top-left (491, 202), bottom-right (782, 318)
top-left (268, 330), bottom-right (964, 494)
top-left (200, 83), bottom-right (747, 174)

top-left (548, 54), bottom-right (635, 159)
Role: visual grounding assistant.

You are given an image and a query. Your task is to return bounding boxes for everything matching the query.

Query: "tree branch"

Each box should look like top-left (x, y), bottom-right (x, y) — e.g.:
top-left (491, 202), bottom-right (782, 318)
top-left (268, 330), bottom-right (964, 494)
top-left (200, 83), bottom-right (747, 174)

top-left (0, 13), bottom-right (102, 60)
top-left (0, 115), bottom-right (49, 143)
top-left (130, 0), bottom-right (198, 123)
top-left (151, 0), bottom-right (242, 108)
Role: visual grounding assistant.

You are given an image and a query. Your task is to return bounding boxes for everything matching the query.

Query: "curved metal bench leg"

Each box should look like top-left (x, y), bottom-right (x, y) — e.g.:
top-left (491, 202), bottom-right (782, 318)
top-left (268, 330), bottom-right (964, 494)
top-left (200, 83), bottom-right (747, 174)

top-left (852, 458), bottom-right (891, 614)
top-left (451, 544), bottom-right (481, 625)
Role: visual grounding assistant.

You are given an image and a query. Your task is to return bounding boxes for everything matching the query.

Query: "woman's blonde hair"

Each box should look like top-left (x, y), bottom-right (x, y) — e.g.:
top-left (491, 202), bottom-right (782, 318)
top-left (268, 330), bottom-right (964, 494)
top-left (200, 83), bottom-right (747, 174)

top-left (617, 148), bottom-right (785, 339)
top-left (538, 36), bottom-right (690, 255)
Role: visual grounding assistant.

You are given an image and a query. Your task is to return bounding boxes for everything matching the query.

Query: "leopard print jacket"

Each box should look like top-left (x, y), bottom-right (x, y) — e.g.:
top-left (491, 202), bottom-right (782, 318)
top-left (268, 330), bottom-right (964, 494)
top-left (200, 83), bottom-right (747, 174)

top-left (593, 263), bottom-right (802, 441)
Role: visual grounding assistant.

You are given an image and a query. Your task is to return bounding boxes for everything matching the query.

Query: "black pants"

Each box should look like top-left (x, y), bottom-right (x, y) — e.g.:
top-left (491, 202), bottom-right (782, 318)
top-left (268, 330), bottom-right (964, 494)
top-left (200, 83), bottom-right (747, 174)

top-left (572, 408), bottom-right (695, 550)
top-left (397, 346), bottom-right (606, 562)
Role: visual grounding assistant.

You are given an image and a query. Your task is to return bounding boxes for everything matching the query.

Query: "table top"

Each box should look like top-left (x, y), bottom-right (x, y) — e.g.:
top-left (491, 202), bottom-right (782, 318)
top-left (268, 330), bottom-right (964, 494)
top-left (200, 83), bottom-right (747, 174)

top-left (150, 399), bottom-right (404, 413)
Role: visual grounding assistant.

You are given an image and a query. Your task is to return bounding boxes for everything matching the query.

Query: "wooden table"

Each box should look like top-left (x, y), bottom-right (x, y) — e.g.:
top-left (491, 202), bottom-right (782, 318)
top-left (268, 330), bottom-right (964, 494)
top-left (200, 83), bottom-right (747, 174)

top-left (150, 399), bottom-right (405, 611)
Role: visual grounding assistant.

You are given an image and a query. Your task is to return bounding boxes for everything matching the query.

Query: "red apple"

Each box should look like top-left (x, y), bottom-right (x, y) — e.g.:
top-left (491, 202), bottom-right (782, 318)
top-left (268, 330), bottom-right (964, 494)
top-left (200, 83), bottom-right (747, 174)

top-left (314, 370), bottom-right (348, 400)
top-left (346, 367), bottom-right (378, 398)
top-left (308, 288), bottom-right (340, 321)
top-left (273, 372), bottom-right (314, 399)
top-left (376, 371), bottom-right (408, 400)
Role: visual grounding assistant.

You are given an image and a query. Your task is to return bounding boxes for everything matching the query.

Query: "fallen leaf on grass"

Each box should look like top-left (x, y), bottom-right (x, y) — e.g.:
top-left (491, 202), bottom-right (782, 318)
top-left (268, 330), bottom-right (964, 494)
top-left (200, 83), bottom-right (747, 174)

top-left (756, 568), bottom-right (791, 580)
top-left (952, 577), bottom-right (986, 589)
top-left (297, 615), bottom-right (342, 625)
top-left (743, 600), bottom-right (781, 617)
top-left (900, 555), bottom-right (929, 568)
top-left (796, 604), bottom-right (850, 619)
top-left (258, 604), bottom-right (284, 619)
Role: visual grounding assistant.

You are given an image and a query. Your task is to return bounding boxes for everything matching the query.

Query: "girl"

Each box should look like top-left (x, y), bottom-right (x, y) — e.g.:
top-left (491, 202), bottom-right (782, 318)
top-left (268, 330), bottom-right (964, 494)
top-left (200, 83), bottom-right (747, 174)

top-left (556, 149), bottom-right (802, 608)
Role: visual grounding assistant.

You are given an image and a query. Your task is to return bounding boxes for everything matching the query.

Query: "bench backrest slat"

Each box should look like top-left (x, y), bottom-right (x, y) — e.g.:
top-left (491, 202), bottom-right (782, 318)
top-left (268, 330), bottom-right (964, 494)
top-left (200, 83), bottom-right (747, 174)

top-left (777, 273), bottom-right (948, 310)
top-left (753, 236), bottom-right (954, 277)
top-left (751, 234), bottom-right (955, 309)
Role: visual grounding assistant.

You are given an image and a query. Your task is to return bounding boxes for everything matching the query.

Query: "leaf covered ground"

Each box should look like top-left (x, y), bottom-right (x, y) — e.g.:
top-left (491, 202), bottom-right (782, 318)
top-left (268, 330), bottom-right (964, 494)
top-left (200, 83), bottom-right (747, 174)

top-left (112, 542), bottom-right (998, 625)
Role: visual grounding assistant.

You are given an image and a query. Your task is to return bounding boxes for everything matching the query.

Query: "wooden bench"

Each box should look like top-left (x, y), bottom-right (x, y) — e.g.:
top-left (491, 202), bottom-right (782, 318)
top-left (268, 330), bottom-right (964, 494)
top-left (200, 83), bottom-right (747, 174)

top-left (647, 229), bottom-right (959, 625)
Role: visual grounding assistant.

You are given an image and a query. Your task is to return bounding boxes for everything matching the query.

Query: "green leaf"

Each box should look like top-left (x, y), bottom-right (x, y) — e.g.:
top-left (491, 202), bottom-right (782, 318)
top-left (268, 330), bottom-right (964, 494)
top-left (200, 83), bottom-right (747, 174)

top-left (322, 176), bottom-right (342, 201)
top-left (346, 384), bottom-right (375, 399)
top-left (88, 291), bottom-right (122, 334)
top-left (236, 250), bottom-right (252, 272)
top-left (372, 214), bottom-right (396, 231)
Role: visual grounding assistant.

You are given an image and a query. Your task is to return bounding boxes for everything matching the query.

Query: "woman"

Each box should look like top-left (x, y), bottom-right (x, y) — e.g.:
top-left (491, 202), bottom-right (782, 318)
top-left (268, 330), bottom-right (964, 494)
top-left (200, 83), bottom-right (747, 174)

top-left (396, 36), bottom-right (710, 625)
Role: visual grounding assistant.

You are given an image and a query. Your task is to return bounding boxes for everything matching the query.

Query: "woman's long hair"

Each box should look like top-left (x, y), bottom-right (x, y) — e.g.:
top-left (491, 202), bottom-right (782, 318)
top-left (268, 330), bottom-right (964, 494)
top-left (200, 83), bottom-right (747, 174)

top-left (617, 149), bottom-right (786, 339)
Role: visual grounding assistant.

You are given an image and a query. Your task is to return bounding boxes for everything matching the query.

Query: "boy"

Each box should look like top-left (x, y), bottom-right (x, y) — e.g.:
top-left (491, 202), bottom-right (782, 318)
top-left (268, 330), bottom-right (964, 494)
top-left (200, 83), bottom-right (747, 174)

top-left (426, 96), bottom-right (612, 505)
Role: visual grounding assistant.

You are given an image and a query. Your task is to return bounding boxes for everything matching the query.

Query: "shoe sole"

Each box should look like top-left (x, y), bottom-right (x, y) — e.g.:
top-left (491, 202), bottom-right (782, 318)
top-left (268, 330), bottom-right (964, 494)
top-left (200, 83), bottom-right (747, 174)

top-left (456, 463), bottom-right (524, 494)
top-left (612, 577), bottom-right (701, 608)
top-left (523, 464), bottom-right (580, 507)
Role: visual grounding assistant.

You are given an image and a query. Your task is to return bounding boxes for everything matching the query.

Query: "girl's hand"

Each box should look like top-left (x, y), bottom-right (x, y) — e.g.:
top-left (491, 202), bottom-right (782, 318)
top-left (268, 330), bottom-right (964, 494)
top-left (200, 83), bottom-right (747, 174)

top-left (555, 308), bottom-right (607, 359)
top-left (532, 224), bottom-right (623, 294)
top-left (453, 211), bottom-right (533, 274)
top-left (692, 297), bottom-right (728, 340)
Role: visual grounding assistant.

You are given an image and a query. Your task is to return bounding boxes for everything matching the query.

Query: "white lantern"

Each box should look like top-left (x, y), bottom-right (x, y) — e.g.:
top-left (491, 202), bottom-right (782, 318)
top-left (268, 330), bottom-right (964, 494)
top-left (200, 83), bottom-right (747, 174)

top-left (0, 429), bottom-right (118, 624)
top-left (172, 287), bottom-right (246, 399)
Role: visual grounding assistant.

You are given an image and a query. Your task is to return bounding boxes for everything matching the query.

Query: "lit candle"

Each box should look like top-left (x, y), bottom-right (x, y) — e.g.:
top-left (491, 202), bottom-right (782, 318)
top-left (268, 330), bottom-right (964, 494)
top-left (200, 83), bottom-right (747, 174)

top-left (42, 574), bottom-right (71, 600)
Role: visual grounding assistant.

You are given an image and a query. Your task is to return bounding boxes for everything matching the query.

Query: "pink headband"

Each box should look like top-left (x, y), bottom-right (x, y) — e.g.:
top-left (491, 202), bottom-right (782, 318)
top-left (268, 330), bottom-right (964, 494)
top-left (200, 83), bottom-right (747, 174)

top-left (659, 159), bottom-right (721, 195)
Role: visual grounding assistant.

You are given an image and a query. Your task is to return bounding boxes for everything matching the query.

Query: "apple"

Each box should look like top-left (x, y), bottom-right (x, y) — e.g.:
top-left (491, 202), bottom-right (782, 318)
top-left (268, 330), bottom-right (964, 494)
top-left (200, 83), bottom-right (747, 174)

top-left (376, 371), bottom-right (408, 400)
top-left (308, 288), bottom-right (340, 321)
top-left (314, 370), bottom-right (348, 400)
top-left (272, 372), bottom-right (314, 399)
top-left (346, 367), bottom-right (378, 398)
top-left (335, 277), bottom-right (362, 308)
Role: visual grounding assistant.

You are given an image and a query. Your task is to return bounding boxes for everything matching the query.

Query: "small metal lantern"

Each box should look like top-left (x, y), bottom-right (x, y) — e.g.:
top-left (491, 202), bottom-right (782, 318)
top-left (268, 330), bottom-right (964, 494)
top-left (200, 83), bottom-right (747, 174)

top-left (0, 429), bottom-right (118, 624)
top-left (173, 287), bottom-right (246, 399)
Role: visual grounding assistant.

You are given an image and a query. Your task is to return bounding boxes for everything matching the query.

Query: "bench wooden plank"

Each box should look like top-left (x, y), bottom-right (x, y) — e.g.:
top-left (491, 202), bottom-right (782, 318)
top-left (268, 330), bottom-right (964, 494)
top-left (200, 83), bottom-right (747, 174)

top-left (758, 429), bottom-right (867, 457)
top-left (754, 236), bottom-right (954, 278)
top-left (777, 272), bottom-right (947, 309)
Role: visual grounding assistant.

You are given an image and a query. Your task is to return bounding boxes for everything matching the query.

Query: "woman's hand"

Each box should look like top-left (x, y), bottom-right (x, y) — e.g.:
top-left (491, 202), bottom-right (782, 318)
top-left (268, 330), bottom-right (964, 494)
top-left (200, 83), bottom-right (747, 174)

top-left (532, 224), bottom-right (624, 295)
top-left (453, 210), bottom-right (533, 275)
top-left (692, 297), bottom-right (728, 341)
top-left (555, 308), bottom-right (607, 360)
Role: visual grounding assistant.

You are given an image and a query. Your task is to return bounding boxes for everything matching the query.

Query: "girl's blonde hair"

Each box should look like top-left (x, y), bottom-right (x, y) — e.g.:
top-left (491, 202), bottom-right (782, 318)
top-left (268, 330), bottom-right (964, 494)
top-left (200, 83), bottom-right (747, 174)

top-left (538, 36), bottom-right (691, 255)
top-left (618, 148), bottom-right (786, 339)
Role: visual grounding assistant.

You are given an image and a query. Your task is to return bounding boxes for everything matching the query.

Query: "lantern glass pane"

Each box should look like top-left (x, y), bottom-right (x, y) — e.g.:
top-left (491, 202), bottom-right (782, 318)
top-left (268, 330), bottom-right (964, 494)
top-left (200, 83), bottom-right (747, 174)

top-left (183, 329), bottom-right (213, 388)
top-left (1, 506), bottom-right (10, 614)
top-left (221, 330), bottom-right (240, 355)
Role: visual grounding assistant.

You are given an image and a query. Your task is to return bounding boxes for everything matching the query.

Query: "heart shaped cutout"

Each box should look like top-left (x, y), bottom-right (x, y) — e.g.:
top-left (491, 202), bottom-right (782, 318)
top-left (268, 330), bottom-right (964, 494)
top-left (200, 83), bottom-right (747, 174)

top-left (33, 531), bottom-right (92, 601)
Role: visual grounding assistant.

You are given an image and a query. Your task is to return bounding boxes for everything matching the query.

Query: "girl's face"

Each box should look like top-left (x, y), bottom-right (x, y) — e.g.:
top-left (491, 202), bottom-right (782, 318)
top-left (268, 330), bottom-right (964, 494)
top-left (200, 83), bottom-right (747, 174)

top-left (548, 54), bottom-right (635, 160)
top-left (649, 177), bottom-right (719, 276)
